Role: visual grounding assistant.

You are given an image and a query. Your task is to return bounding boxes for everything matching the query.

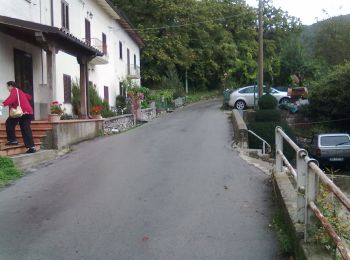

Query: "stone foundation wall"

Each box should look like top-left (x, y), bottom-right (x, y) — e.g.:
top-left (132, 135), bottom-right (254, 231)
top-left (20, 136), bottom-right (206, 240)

top-left (103, 114), bottom-right (135, 134)
top-left (138, 108), bottom-right (156, 122)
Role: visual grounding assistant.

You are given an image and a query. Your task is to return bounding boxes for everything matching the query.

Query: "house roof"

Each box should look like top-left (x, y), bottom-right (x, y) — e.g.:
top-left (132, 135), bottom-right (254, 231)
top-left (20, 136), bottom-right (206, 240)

top-left (102, 0), bottom-right (145, 48)
top-left (0, 15), bottom-right (103, 58)
top-left (115, 9), bottom-right (145, 48)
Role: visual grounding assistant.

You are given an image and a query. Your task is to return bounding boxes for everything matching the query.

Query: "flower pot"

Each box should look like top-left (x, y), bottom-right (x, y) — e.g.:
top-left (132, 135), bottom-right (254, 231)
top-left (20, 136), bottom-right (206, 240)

top-left (91, 114), bottom-right (103, 119)
top-left (48, 114), bottom-right (61, 122)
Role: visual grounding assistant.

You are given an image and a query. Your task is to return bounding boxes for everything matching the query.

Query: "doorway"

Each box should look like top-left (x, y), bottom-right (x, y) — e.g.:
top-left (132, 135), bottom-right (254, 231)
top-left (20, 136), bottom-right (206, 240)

top-left (14, 49), bottom-right (34, 110)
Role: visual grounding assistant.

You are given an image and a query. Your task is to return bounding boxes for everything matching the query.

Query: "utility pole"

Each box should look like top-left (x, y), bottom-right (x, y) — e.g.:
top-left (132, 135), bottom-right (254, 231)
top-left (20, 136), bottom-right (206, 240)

top-left (185, 69), bottom-right (188, 94)
top-left (258, 0), bottom-right (264, 98)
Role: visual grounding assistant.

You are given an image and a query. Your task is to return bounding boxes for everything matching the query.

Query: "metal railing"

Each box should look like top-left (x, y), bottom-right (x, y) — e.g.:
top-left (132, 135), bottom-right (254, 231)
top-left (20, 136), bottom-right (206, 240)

top-left (246, 129), bottom-right (271, 154)
top-left (82, 38), bottom-right (108, 56)
top-left (275, 126), bottom-right (350, 259)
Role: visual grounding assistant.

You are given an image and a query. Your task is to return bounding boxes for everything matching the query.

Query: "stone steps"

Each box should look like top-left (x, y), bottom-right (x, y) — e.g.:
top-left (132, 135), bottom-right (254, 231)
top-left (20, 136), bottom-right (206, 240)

top-left (0, 121), bottom-right (52, 156)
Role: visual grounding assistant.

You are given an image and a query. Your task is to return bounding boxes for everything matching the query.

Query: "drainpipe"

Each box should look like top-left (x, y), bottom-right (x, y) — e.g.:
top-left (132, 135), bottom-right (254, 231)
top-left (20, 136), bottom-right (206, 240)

top-left (50, 0), bottom-right (54, 26)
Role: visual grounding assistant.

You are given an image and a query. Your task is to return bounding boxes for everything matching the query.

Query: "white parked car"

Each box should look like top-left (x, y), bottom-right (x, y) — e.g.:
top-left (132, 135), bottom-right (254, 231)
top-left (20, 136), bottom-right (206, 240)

top-left (228, 85), bottom-right (290, 110)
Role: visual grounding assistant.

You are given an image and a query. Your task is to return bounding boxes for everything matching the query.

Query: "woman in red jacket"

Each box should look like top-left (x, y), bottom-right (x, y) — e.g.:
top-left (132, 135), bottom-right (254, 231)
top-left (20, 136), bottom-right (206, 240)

top-left (1, 81), bottom-right (36, 153)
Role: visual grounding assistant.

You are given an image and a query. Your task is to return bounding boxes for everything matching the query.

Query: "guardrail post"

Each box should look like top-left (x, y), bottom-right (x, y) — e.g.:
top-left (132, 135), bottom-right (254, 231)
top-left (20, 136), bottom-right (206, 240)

top-left (296, 149), bottom-right (307, 224)
top-left (275, 127), bottom-right (283, 173)
top-left (304, 158), bottom-right (318, 241)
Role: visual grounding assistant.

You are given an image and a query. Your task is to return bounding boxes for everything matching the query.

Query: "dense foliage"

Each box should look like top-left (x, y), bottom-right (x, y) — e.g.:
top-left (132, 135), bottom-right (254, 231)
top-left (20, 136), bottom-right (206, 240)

top-left (306, 62), bottom-right (350, 124)
top-left (113, 0), bottom-right (301, 90)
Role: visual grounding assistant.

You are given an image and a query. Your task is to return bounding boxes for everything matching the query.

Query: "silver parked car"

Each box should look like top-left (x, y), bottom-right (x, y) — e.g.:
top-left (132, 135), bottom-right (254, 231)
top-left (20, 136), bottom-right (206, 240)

top-left (228, 85), bottom-right (290, 110)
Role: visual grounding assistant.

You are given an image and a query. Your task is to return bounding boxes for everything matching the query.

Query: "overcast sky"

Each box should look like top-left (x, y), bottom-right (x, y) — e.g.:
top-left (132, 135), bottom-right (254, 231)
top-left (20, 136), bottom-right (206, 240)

top-left (245, 0), bottom-right (350, 25)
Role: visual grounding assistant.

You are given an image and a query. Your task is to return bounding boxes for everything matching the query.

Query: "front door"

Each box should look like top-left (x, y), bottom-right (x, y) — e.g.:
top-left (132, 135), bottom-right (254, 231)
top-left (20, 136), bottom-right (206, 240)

top-left (14, 49), bottom-right (34, 111)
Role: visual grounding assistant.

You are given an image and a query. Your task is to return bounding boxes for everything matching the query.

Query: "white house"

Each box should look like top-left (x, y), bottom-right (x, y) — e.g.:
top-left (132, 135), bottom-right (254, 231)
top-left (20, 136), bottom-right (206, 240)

top-left (0, 0), bottom-right (144, 120)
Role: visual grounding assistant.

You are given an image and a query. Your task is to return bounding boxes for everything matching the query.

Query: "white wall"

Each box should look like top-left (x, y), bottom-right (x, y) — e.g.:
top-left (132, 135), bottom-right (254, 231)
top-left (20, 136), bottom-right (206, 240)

top-left (0, 0), bottom-right (51, 25)
top-left (0, 0), bottom-right (141, 118)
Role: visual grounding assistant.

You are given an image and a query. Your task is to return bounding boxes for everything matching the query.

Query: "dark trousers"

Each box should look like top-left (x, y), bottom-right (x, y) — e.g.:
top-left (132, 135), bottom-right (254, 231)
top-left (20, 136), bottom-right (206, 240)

top-left (6, 114), bottom-right (35, 148)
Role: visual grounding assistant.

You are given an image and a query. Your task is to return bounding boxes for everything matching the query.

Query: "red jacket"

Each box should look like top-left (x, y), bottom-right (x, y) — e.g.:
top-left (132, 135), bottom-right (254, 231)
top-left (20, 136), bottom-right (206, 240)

top-left (3, 87), bottom-right (33, 115)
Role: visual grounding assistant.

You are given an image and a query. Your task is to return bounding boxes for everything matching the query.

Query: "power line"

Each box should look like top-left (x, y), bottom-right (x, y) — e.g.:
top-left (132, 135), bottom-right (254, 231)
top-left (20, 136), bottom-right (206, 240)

top-left (289, 117), bottom-right (350, 126)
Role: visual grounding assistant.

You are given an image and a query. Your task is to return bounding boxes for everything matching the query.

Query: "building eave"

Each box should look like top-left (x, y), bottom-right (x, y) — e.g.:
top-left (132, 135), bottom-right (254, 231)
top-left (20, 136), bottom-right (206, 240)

top-left (95, 0), bottom-right (120, 20)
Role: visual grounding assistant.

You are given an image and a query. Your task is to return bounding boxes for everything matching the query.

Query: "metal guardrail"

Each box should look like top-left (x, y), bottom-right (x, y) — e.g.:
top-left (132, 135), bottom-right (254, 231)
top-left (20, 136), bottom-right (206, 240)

top-left (275, 126), bottom-right (350, 259)
top-left (246, 129), bottom-right (271, 154)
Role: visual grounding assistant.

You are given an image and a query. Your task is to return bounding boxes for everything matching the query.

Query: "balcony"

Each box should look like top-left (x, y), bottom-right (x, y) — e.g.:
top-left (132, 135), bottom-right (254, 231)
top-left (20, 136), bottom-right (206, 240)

top-left (83, 38), bottom-right (109, 65)
top-left (127, 64), bottom-right (140, 79)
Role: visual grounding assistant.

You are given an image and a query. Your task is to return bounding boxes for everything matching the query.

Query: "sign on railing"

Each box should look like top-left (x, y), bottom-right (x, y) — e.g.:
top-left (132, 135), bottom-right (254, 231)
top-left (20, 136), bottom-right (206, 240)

top-left (275, 126), bottom-right (350, 259)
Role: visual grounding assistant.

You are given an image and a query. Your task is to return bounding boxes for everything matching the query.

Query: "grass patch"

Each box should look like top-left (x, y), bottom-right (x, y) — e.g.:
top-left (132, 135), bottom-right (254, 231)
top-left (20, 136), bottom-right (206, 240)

top-left (272, 206), bottom-right (294, 256)
top-left (0, 156), bottom-right (23, 187)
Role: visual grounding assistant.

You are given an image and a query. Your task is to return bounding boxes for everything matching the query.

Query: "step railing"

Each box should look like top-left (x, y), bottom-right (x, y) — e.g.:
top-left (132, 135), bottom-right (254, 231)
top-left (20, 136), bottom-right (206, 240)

top-left (246, 129), bottom-right (271, 154)
top-left (275, 126), bottom-right (350, 259)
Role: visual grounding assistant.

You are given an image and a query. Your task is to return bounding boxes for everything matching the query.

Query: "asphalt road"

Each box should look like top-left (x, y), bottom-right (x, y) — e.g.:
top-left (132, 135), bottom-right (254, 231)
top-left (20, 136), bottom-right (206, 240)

top-left (0, 100), bottom-right (283, 260)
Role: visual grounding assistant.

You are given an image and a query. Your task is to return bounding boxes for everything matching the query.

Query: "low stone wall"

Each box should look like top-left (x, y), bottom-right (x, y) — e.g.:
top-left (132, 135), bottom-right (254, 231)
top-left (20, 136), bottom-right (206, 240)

top-left (231, 110), bottom-right (248, 148)
top-left (103, 114), bottom-right (135, 134)
top-left (48, 119), bottom-right (104, 149)
top-left (138, 108), bottom-right (156, 122)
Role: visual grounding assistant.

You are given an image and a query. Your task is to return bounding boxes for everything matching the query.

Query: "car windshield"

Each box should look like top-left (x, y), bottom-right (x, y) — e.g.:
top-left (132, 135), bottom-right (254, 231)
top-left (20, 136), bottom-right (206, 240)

top-left (320, 135), bottom-right (350, 146)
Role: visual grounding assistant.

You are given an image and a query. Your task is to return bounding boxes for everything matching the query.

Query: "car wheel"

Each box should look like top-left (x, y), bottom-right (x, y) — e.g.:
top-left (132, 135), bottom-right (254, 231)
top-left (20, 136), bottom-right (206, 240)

top-left (279, 97), bottom-right (290, 104)
top-left (235, 100), bottom-right (246, 110)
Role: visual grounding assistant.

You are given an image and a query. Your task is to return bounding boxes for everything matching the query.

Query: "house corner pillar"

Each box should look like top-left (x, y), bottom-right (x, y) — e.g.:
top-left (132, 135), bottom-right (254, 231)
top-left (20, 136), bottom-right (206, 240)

top-left (78, 57), bottom-right (89, 119)
top-left (46, 46), bottom-right (57, 102)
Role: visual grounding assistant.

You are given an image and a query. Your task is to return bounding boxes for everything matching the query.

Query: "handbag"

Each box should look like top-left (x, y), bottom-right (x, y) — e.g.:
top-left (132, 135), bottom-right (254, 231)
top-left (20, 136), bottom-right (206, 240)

top-left (9, 88), bottom-right (23, 118)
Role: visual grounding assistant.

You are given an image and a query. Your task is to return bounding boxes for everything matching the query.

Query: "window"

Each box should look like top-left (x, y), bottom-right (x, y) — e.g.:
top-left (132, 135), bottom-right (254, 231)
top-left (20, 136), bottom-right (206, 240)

top-left (119, 82), bottom-right (126, 96)
top-left (104, 86), bottom-right (109, 104)
top-left (63, 74), bottom-right (72, 103)
top-left (239, 86), bottom-right (255, 94)
top-left (61, 1), bottom-right (69, 30)
top-left (134, 54), bottom-right (137, 69)
top-left (127, 48), bottom-right (130, 74)
top-left (102, 33), bottom-right (107, 55)
top-left (119, 41), bottom-right (123, 59)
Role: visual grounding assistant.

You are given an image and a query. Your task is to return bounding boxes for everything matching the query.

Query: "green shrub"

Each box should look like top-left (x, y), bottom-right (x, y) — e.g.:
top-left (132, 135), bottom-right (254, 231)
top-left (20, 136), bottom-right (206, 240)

top-left (101, 101), bottom-right (116, 118)
top-left (248, 121), bottom-right (296, 160)
top-left (88, 83), bottom-right (103, 107)
top-left (0, 156), bottom-right (15, 169)
top-left (258, 94), bottom-right (278, 109)
top-left (71, 79), bottom-right (81, 115)
top-left (255, 109), bottom-right (281, 122)
top-left (0, 156), bottom-right (22, 186)
top-left (115, 95), bottom-right (126, 115)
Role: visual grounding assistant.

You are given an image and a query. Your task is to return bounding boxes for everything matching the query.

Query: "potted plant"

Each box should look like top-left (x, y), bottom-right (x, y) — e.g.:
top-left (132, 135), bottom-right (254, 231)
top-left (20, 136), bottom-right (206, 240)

top-left (49, 101), bottom-right (64, 122)
top-left (91, 105), bottom-right (103, 119)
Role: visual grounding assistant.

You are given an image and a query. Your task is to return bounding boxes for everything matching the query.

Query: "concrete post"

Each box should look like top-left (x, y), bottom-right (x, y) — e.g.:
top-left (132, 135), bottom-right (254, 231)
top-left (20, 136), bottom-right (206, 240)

top-left (275, 127), bottom-right (283, 173)
top-left (304, 157), bottom-right (318, 241)
top-left (296, 149), bottom-right (308, 224)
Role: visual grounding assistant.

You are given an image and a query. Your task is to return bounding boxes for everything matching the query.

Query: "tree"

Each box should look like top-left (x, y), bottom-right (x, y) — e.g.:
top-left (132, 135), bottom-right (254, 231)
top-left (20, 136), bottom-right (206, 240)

top-left (307, 62), bottom-right (350, 122)
top-left (278, 34), bottom-right (316, 86)
top-left (113, 0), bottom-right (302, 90)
